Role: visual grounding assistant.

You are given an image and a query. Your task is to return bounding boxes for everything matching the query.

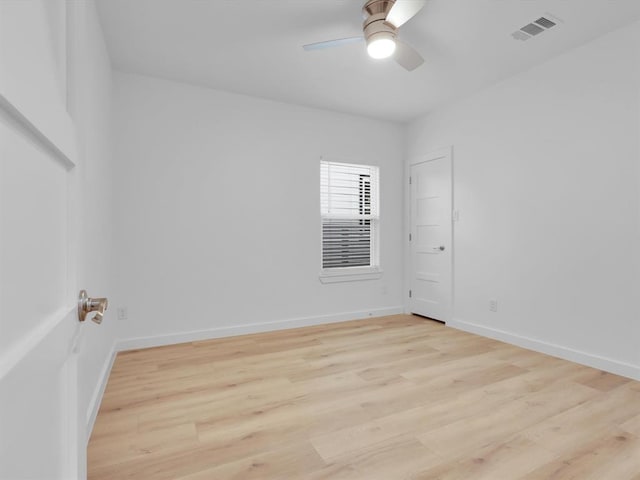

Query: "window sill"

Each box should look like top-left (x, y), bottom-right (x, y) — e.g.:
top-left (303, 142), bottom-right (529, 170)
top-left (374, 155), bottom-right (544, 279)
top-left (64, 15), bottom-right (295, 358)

top-left (319, 267), bottom-right (383, 284)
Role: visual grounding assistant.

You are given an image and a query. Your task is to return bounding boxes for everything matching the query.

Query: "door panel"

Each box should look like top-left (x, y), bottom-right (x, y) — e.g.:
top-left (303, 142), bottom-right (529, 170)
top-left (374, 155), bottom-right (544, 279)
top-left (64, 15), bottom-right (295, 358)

top-left (0, 0), bottom-right (76, 159)
top-left (0, 310), bottom-right (78, 480)
top-left (409, 149), bottom-right (452, 321)
top-left (0, 114), bottom-right (69, 351)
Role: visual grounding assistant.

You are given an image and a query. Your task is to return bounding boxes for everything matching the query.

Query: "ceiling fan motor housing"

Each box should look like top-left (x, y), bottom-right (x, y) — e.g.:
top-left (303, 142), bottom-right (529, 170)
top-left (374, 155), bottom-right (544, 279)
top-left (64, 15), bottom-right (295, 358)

top-left (363, 0), bottom-right (398, 44)
top-left (362, 0), bottom-right (395, 18)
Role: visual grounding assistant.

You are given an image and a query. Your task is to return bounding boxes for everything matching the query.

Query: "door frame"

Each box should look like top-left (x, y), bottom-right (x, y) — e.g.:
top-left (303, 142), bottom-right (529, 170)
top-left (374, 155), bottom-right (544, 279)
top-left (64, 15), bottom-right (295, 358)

top-left (405, 146), bottom-right (454, 322)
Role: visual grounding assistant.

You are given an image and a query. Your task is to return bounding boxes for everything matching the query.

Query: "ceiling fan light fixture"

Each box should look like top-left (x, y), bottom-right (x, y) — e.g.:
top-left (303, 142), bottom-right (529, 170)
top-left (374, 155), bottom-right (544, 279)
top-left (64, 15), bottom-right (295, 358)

top-left (367, 34), bottom-right (396, 59)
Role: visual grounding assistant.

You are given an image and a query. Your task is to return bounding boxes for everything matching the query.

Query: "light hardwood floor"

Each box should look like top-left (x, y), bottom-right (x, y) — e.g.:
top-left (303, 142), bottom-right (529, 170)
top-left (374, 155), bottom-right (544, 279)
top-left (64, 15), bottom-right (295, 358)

top-left (88, 315), bottom-right (640, 479)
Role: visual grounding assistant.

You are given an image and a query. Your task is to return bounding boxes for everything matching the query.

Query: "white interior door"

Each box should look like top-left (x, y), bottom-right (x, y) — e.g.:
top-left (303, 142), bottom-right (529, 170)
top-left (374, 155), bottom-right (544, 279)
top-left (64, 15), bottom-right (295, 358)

top-left (0, 1), bottom-right (84, 478)
top-left (409, 148), bottom-right (453, 321)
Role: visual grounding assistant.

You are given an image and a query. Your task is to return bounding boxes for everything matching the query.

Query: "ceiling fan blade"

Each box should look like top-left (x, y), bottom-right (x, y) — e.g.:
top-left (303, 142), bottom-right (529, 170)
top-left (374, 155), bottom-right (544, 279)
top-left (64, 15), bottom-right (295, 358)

top-left (394, 40), bottom-right (424, 71)
top-left (386, 0), bottom-right (426, 28)
top-left (303, 37), bottom-right (364, 51)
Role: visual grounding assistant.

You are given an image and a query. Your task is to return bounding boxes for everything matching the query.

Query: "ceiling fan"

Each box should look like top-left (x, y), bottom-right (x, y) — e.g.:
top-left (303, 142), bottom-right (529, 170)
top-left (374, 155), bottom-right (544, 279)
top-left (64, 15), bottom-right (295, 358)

top-left (303, 0), bottom-right (426, 71)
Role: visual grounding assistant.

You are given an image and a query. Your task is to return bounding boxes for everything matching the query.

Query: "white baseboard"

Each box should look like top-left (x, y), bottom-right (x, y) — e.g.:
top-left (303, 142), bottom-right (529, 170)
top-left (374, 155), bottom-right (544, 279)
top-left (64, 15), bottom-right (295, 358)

top-left (116, 306), bottom-right (404, 352)
top-left (85, 343), bottom-right (117, 443)
top-left (447, 318), bottom-right (640, 381)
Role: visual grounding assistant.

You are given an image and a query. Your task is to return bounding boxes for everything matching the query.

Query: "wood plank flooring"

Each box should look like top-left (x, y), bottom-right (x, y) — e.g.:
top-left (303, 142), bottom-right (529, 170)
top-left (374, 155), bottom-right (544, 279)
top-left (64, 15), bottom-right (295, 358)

top-left (88, 315), bottom-right (640, 479)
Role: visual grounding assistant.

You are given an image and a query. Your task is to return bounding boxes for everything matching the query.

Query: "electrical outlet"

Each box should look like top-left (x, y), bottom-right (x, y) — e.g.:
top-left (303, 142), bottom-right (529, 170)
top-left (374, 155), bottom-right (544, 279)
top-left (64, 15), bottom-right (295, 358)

top-left (489, 299), bottom-right (498, 312)
top-left (117, 307), bottom-right (128, 321)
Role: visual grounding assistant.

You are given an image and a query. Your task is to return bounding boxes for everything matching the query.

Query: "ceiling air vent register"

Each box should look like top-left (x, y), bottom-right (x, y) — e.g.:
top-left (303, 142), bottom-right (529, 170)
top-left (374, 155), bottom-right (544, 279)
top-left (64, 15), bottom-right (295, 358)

top-left (512, 16), bottom-right (559, 41)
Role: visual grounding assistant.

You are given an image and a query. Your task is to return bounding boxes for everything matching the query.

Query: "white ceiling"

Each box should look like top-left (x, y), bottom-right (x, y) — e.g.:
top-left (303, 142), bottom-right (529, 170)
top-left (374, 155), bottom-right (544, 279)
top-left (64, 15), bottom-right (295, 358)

top-left (96, 0), bottom-right (640, 123)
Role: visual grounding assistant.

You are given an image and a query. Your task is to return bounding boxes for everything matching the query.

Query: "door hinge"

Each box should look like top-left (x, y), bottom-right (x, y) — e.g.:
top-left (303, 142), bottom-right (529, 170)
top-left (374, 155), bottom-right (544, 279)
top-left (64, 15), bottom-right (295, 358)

top-left (409, 233), bottom-right (412, 242)
top-left (409, 290), bottom-right (412, 298)
top-left (409, 176), bottom-right (412, 185)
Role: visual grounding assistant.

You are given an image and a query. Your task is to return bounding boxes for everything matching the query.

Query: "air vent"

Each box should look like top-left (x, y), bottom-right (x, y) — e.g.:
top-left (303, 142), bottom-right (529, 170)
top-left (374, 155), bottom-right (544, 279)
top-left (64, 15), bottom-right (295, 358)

top-left (521, 23), bottom-right (544, 36)
top-left (512, 14), bottom-right (560, 41)
top-left (535, 17), bottom-right (557, 29)
top-left (511, 30), bottom-right (531, 41)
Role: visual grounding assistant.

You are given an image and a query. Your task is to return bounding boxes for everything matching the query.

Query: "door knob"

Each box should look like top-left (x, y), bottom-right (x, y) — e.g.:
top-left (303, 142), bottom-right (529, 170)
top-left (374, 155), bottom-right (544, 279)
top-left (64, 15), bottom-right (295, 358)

top-left (433, 245), bottom-right (445, 251)
top-left (78, 290), bottom-right (108, 324)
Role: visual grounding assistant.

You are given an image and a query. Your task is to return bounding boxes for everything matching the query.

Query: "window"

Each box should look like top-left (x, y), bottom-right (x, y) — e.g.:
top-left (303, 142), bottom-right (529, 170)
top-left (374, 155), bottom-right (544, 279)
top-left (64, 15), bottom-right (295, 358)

top-left (320, 160), bottom-right (381, 282)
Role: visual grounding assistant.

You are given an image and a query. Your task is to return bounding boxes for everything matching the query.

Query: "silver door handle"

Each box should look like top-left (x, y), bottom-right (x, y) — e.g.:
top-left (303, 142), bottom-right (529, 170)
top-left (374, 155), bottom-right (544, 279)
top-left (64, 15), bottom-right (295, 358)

top-left (433, 246), bottom-right (445, 251)
top-left (78, 290), bottom-right (108, 324)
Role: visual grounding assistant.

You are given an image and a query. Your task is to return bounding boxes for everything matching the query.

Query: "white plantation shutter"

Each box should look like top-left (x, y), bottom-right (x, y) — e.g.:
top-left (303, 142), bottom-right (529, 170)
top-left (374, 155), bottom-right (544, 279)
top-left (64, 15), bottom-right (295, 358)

top-left (320, 161), bottom-right (379, 269)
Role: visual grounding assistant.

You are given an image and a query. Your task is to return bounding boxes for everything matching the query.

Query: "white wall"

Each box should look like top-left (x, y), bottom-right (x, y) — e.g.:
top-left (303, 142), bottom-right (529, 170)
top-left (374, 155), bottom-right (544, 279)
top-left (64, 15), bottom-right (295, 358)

top-left (112, 73), bottom-right (405, 346)
top-left (407, 20), bottom-right (640, 378)
top-left (68, 0), bottom-right (117, 441)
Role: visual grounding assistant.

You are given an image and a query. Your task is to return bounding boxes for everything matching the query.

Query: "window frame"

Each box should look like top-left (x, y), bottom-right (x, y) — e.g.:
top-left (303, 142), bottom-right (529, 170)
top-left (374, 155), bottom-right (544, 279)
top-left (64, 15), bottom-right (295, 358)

top-left (319, 159), bottom-right (383, 283)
